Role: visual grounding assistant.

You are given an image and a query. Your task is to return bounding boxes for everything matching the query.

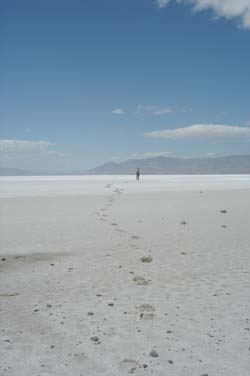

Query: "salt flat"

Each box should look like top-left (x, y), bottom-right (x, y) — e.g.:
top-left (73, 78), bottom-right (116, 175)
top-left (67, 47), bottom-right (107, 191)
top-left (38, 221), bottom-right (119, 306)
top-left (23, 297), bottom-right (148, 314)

top-left (0, 174), bottom-right (250, 197)
top-left (0, 176), bottom-right (250, 376)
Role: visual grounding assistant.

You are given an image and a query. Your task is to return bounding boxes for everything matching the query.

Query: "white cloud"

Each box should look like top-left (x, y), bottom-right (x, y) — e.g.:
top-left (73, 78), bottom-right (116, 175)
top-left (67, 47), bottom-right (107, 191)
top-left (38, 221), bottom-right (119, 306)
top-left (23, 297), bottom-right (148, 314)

top-left (0, 140), bottom-right (64, 157)
top-left (130, 151), bottom-right (174, 159)
top-left (110, 151), bottom-right (174, 162)
top-left (155, 0), bottom-right (250, 29)
top-left (153, 108), bottom-right (173, 115)
top-left (145, 124), bottom-right (250, 140)
top-left (206, 152), bottom-right (218, 157)
top-left (112, 108), bottom-right (126, 115)
top-left (136, 104), bottom-right (173, 115)
top-left (156, 0), bottom-right (171, 8)
top-left (181, 108), bottom-right (193, 113)
top-left (139, 151), bottom-right (174, 158)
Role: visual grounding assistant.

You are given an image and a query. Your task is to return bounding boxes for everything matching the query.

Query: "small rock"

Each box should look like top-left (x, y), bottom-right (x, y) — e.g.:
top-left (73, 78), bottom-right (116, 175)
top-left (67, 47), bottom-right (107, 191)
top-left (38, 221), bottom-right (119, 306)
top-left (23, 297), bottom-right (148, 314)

top-left (108, 303), bottom-right (114, 306)
top-left (149, 350), bottom-right (159, 358)
top-left (168, 360), bottom-right (173, 364)
top-left (220, 210), bottom-right (227, 214)
top-left (140, 256), bottom-right (152, 263)
top-left (87, 312), bottom-right (94, 316)
top-left (90, 336), bottom-right (99, 342)
top-left (180, 221), bottom-right (187, 225)
top-left (1, 258), bottom-right (6, 262)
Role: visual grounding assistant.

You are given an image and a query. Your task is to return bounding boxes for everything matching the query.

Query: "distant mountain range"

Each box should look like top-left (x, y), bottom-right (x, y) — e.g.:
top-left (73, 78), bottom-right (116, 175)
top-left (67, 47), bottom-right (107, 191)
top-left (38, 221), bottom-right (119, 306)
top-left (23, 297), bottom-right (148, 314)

top-left (1, 155), bottom-right (250, 176)
top-left (0, 167), bottom-right (84, 176)
top-left (88, 155), bottom-right (250, 175)
top-left (0, 167), bottom-right (35, 176)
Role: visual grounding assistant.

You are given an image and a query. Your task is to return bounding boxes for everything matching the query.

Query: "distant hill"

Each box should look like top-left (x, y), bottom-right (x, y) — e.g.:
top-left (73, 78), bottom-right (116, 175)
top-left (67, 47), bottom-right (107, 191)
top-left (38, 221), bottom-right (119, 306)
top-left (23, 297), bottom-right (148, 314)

top-left (0, 167), bottom-right (35, 176)
top-left (1, 155), bottom-right (250, 176)
top-left (0, 167), bottom-right (88, 176)
top-left (88, 155), bottom-right (250, 175)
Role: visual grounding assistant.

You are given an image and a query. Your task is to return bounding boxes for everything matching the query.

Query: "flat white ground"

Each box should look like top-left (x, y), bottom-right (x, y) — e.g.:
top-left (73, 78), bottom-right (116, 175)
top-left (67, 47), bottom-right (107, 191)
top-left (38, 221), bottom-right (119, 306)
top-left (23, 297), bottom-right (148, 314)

top-left (0, 176), bottom-right (250, 376)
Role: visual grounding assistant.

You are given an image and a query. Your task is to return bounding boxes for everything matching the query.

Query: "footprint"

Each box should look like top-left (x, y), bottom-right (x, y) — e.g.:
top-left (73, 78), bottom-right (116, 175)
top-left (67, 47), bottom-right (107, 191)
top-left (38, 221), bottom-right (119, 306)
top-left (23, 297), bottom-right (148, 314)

top-left (137, 304), bottom-right (155, 320)
top-left (116, 228), bottom-right (126, 233)
top-left (138, 304), bottom-right (155, 312)
top-left (132, 276), bottom-right (149, 286)
top-left (120, 358), bottom-right (141, 373)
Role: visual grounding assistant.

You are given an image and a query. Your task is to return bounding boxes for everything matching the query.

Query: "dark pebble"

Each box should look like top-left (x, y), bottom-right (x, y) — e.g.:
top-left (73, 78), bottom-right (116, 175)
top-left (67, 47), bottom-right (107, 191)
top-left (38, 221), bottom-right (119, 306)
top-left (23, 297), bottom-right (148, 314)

top-left (90, 336), bottom-right (99, 342)
top-left (149, 350), bottom-right (159, 358)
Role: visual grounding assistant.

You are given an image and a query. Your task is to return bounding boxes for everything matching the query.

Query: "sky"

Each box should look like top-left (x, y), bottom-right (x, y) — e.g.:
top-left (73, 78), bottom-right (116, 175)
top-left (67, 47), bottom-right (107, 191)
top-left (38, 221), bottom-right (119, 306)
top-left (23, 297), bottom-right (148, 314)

top-left (1, 0), bottom-right (250, 172)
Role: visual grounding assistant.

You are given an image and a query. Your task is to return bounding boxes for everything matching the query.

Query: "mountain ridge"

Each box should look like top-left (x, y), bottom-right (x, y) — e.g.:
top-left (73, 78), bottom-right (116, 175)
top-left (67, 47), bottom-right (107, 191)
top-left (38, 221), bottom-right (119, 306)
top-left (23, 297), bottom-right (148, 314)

top-left (1, 155), bottom-right (250, 176)
top-left (88, 155), bottom-right (250, 175)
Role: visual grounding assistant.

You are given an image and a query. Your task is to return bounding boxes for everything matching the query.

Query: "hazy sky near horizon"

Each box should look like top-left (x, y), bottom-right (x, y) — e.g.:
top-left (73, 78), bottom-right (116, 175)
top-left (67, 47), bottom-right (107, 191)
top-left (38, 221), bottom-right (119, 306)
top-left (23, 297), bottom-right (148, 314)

top-left (1, 0), bottom-right (250, 172)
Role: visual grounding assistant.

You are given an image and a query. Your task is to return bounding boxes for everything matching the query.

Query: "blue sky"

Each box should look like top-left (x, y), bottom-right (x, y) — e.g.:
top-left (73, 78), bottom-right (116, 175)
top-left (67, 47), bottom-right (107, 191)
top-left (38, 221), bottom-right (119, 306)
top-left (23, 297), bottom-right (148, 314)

top-left (1, 0), bottom-right (250, 172)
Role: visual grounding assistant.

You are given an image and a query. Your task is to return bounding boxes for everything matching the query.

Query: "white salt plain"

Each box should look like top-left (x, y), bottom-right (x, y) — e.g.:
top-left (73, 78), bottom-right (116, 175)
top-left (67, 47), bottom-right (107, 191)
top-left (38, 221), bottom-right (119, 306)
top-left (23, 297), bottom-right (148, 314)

top-left (0, 175), bottom-right (250, 376)
top-left (0, 174), bottom-right (250, 197)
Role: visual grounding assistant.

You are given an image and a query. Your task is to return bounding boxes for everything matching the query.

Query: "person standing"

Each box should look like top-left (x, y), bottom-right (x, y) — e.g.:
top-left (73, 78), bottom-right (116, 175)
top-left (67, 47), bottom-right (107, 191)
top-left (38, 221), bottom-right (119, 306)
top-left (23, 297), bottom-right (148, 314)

top-left (136, 168), bottom-right (140, 180)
